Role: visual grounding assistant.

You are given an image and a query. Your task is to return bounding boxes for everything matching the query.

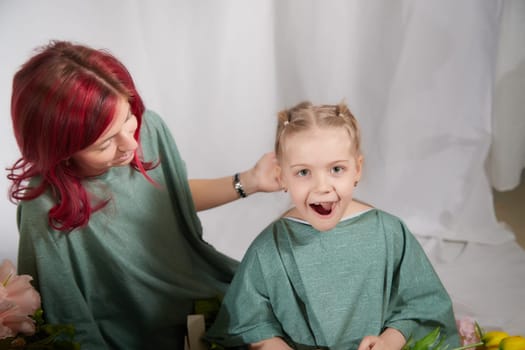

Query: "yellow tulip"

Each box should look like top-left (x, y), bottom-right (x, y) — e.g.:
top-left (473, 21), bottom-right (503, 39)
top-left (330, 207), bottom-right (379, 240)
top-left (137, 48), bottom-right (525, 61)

top-left (483, 331), bottom-right (510, 349)
top-left (499, 336), bottom-right (525, 350)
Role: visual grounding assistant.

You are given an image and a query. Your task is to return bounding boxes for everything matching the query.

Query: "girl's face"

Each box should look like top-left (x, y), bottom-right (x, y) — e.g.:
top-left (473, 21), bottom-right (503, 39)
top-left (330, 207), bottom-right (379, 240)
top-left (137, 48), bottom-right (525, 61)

top-left (279, 126), bottom-right (362, 232)
top-left (71, 98), bottom-right (138, 177)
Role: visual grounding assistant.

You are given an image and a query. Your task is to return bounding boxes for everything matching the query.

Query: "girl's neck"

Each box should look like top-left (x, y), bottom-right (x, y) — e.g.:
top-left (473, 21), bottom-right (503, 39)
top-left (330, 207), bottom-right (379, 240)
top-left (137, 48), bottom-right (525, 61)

top-left (283, 199), bottom-right (373, 221)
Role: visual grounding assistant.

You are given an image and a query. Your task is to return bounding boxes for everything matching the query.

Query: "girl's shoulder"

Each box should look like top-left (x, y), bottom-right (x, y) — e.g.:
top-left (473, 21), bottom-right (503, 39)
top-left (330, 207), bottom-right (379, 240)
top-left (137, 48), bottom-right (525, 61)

top-left (371, 208), bottom-right (409, 230)
top-left (242, 218), bottom-right (294, 256)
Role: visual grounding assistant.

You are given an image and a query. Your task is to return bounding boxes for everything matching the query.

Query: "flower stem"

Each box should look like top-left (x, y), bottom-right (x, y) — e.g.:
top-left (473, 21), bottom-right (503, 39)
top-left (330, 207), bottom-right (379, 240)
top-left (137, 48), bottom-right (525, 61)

top-left (452, 341), bottom-right (484, 350)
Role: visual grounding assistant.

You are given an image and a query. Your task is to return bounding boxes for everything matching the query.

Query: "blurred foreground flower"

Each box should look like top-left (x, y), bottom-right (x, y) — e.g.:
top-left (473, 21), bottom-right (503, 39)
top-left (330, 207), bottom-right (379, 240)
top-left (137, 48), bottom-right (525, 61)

top-left (0, 259), bottom-right (40, 338)
top-left (403, 317), bottom-right (525, 350)
top-left (0, 259), bottom-right (79, 350)
top-left (456, 317), bottom-right (480, 346)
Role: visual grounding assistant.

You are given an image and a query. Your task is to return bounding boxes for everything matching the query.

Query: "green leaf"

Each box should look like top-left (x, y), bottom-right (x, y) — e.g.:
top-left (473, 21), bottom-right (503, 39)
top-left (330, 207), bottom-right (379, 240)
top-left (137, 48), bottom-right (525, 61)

top-left (413, 328), bottom-right (441, 350)
top-left (403, 327), bottom-right (452, 350)
top-left (194, 296), bottom-right (223, 329)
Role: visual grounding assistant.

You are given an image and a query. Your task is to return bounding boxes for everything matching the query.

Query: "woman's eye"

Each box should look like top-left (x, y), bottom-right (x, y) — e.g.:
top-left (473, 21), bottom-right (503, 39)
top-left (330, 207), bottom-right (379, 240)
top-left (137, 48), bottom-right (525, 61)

top-left (98, 141), bottom-right (112, 151)
top-left (297, 169), bottom-right (309, 177)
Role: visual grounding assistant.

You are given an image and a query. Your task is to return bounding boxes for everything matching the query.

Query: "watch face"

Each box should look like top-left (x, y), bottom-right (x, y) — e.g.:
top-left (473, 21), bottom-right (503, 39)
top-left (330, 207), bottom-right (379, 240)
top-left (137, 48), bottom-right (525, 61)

top-left (233, 174), bottom-right (246, 197)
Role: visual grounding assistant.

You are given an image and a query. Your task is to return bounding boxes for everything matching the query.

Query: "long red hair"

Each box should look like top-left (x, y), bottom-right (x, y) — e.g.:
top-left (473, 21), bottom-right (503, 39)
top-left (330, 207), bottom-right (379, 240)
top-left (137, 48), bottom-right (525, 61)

top-left (8, 40), bottom-right (154, 231)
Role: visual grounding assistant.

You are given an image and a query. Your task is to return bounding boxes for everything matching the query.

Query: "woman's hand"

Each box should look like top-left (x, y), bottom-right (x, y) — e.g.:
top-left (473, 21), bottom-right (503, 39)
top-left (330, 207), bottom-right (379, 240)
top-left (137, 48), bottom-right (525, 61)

top-left (242, 152), bottom-right (281, 194)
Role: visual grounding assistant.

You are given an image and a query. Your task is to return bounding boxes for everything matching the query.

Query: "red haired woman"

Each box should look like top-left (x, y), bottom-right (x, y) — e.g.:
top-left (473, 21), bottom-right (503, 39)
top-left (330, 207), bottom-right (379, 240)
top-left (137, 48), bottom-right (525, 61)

top-left (7, 40), bottom-right (279, 349)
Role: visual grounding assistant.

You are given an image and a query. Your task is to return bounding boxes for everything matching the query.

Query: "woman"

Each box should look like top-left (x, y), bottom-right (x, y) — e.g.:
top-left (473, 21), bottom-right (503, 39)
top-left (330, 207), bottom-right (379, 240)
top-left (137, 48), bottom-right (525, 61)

top-left (7, 40), bottom-right (280, 349)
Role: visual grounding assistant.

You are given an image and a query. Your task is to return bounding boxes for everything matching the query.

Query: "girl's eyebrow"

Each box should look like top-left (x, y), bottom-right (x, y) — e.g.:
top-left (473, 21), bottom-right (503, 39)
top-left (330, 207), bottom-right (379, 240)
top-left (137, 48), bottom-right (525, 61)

top-left (290, 159), bottom-right (350, 168)
top-left (289, 163), bottom-right (310, 168)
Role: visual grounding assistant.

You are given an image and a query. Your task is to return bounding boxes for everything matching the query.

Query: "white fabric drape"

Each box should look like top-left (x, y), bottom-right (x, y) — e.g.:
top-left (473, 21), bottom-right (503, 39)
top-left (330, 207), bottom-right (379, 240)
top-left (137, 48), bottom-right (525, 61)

top-left (487, 0), bottom-right (525, 191)
top-left (1, 0), bottom-right (524, 334)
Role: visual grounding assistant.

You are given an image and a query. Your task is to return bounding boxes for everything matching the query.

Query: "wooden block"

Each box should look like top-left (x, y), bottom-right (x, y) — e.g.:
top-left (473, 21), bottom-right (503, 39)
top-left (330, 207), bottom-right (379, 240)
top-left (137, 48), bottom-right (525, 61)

top-left (187, 314), bottom-right (207, 350)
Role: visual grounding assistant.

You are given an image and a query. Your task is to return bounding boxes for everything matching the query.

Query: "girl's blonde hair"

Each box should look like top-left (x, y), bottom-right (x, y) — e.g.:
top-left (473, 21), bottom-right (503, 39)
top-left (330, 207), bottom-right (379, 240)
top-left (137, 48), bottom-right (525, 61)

top-left (275, 100), bottom-right (362, 160)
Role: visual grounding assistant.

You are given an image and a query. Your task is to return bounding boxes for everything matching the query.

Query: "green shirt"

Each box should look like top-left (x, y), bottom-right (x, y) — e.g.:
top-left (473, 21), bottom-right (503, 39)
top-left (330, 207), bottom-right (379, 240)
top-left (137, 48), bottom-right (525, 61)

top-left (206, 209), bottom-right (459, 350)
top-left (16, 110), bottom-right (238, 349)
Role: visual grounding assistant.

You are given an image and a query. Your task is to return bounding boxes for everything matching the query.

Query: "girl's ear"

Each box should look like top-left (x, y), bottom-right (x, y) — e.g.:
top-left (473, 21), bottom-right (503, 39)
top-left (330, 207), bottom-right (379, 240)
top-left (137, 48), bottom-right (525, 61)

top-left (355, 154), bottom-right (364, 182)
top-left (276, 165), bottom-right (288, 190)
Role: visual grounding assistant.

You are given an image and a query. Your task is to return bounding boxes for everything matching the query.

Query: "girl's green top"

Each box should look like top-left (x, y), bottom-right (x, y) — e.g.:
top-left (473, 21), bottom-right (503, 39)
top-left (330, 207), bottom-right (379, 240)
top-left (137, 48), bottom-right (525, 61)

top-left (205, 209), bottom-right (460, 350)
top-left (16, 110), bottom-right (238, 350)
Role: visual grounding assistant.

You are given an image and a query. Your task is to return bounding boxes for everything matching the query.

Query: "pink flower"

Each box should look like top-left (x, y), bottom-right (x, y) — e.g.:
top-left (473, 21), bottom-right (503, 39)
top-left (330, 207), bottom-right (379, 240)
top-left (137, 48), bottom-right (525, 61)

top-left (456, 316), bottom-right (481, 346)
top-left (0, 259), bottom-right (41, 339)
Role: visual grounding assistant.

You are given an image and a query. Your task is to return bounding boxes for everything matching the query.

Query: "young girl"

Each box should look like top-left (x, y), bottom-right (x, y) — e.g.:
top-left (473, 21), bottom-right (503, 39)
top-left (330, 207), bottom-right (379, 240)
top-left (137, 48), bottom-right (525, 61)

top-left (7, 40), bottom-right (280, 349)
top-left (206, 101), bottom-right (459, 350)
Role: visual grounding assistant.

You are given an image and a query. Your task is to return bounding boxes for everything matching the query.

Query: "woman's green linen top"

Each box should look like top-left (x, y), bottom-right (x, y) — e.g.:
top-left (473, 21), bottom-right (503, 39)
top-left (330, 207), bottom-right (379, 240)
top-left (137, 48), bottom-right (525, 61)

top-left (16, 110), bottom-right (238, 350)
top-left (205, 209), bottom-right (459, 350)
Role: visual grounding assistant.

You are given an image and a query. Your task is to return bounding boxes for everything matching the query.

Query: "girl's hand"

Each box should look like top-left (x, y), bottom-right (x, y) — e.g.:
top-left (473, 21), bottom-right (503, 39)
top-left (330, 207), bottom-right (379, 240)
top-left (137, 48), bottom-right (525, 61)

top-left (357, 328), bottom-right (406, 350)
top-left (250, 337), bottom-right (293, 350)
top-left (358, 335), bottom-right (389, 350)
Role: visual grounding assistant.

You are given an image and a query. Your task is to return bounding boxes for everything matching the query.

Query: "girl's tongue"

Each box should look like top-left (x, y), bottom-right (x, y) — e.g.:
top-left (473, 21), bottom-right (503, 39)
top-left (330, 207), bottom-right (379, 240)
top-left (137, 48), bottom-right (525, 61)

top-left (310, 202), bottom-right (333, 215)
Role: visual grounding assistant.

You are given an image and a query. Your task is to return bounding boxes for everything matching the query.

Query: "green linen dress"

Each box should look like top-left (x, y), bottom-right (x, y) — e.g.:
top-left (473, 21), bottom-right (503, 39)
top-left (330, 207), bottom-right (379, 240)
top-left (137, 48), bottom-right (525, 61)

top-left (16, 110), bottom-right (238, 349)
top-left (206, 209), bottom-right (459, 350)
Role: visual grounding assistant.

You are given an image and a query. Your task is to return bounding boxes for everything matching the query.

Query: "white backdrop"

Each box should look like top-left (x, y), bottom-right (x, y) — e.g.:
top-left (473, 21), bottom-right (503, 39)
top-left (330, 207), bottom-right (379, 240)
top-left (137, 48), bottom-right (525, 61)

top-left (1, 0), bottom-right (524, 334)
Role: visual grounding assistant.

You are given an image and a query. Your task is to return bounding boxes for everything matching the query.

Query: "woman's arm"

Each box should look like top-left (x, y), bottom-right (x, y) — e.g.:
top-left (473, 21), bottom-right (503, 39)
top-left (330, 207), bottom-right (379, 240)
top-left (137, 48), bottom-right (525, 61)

top-left (17, 205), bottom-right (109, 349)
top-left (189, 152), bottom-right (280, 211)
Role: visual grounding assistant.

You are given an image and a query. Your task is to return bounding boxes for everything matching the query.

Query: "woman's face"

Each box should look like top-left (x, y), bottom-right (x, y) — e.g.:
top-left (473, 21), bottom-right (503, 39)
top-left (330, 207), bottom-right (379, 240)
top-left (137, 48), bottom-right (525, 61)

top-left (71, 98), bottom-right (138, 177)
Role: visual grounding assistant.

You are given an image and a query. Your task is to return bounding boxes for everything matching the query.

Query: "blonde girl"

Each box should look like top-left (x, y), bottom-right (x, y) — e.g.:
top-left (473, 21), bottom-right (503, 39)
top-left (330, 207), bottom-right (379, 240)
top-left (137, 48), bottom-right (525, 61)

top-left (206, 101), bottom-right (459, 350)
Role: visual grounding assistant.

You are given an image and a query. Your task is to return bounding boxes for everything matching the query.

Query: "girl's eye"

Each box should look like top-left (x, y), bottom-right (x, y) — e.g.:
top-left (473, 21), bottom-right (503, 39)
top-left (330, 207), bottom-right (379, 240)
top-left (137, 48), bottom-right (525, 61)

top-left (332, 166), bottom-right (344, 174)
top-left (297, 169), bottom-right (309, 177)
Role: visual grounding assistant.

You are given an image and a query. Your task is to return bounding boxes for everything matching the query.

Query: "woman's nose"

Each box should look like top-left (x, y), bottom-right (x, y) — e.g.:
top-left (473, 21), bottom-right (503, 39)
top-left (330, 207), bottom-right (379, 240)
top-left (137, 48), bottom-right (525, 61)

top-left (116, 132), bottom-right (138, 152)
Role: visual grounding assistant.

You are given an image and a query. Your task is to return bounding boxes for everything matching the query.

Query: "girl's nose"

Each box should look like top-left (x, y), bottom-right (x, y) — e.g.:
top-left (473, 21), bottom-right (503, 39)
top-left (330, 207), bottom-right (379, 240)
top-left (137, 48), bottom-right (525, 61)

top-left (313, 173), bottom-right (332, 193)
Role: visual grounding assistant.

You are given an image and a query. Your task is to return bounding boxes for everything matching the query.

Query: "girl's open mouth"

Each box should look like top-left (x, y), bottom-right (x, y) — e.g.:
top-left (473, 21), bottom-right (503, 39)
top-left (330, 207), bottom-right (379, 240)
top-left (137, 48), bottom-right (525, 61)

top-left (310, 202), bottom-right (334, 215)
